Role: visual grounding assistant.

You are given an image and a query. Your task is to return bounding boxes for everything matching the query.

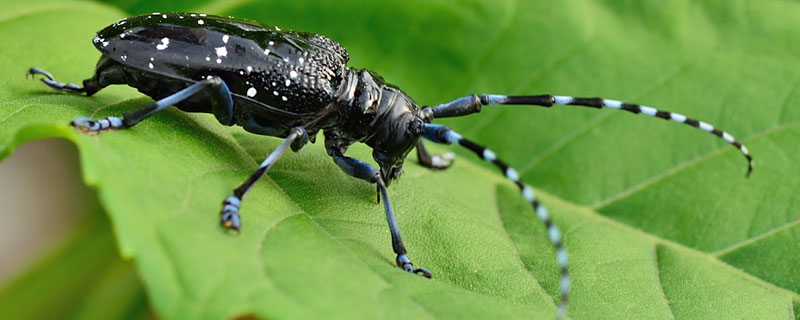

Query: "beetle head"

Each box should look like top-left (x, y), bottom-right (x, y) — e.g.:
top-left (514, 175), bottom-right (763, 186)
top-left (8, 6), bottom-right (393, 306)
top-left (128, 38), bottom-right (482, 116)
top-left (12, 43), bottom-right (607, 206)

top-left (367, 93), bottom-right (427, 185)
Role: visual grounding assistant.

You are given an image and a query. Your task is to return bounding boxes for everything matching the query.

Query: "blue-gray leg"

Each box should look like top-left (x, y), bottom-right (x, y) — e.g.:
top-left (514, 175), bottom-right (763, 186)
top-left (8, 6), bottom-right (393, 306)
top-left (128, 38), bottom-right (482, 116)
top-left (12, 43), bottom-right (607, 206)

top-left (26, 68), bottom-right (85, 94)
top-left (332, 154), bottom-right (432, 278)
top-left (119, 77), bottom-right (231, 128)
top-left (423, 123), bottom-right (570, 319)
top-left (66, 76), bottom-right (232, 134)
top-left (416, 141), bottom-right (455, 170)
top-left (221, 127), bottom-right (308, 231)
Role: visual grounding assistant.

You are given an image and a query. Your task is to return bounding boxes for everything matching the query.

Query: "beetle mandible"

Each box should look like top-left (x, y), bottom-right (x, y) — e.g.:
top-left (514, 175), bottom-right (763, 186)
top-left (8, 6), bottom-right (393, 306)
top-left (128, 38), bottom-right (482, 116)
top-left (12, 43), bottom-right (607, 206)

top-left (26, 13), bottom-right (755, 320)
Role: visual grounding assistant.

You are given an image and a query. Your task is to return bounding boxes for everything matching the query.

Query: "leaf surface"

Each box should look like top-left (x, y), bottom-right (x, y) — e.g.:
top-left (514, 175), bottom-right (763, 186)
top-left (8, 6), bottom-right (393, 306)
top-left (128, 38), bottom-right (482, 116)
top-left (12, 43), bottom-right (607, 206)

top-left (2, 0), bottom-right (799, 318)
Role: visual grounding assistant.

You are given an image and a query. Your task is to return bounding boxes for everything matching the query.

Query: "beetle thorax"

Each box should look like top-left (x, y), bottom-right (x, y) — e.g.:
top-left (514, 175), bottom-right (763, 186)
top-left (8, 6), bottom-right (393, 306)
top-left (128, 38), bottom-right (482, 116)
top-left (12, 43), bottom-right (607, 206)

top-left (326, 68), bottom-right (423, 179)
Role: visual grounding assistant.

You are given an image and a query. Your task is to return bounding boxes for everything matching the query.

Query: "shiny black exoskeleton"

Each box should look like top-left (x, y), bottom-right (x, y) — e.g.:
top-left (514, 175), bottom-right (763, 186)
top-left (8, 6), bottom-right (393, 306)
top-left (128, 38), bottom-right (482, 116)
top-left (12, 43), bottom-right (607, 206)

top-left (28, 13), bottom-right (757, 320)
top-left (83, 13), bottom-right (425, 179)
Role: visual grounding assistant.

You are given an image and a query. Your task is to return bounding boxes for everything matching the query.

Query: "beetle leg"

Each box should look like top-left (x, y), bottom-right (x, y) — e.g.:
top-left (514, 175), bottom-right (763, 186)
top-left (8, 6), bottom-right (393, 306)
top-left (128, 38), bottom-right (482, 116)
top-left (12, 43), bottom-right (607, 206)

top-left (426, 93), bottom-right (754, 176)
top-left (422, 123), bottom-right (570, 319)
top-left (415, 141), bottom-right (455, 170)
top-left (205, 77), bottom-right (235, 126)
top-left (70, 76), bottom-right (232, 134)
top-left (331, 153), bottom-right (432, 278)
top-left (26, 68), bottom-right (85, 94)
top-left (221, 127), bottom-right (308, 231)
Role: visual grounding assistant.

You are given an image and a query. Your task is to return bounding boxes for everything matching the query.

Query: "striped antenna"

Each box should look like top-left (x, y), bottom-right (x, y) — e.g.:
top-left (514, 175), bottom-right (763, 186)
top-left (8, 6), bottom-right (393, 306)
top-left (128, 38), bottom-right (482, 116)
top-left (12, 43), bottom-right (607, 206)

top-left (429, 94), bottom-right (754, 176)
top-left (422, 124), bottom-right (571, 320)
top-left (481, 94), bottom-right (754, 176)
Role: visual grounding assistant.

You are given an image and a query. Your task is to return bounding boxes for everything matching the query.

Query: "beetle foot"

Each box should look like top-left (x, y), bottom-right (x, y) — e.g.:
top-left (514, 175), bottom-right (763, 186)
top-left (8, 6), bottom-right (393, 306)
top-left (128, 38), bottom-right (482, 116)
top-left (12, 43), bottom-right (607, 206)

top-left (27, 67), bottom-right (85, 94)
top-left (70, 117), bottom-right (124, 135)
top-left (221, 196), bottom-right (242, 232)
top-left (396, 254), bottom-right (432, 278)
top-left (427, 152), bottom-right (455, 170)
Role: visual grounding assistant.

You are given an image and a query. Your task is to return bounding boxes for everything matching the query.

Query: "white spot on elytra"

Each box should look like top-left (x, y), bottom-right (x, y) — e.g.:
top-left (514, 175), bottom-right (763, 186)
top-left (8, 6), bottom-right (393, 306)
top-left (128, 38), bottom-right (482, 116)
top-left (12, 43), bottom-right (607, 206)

top-left (273, 91), bottom-right (279, 96)
top-left (156, 37), bottom-right (169, 50)
top-left (190, 14), bottom-right (196, 17)
top-left (285, 79), bottom-right (291, 86)
top-left (199, 13), bottom-right (207, 17)
top-left (271, 82), bottom-right (276, 86)
top-left (179, 16), bottom-right (184, 19)
top-left (275, 26), bottom-right (281, 31)
top-left (148, 63), bottom-right (154, 69)
top-left (298, 57), bottom-right (304, 64)
top-left (264, 49), bottom-right (271, 55)
top-left (222, 35), bottom-right (229, 43)
top-left (281, 96), bottom-right (288, 101)
top-left (247, 87), bottom-right (257, 97)
top-left (197, 19), bottom-right (204, 25)
top-left (268, 41), bottom-right (274, 46)
top-left (120, 33), bottom-right (126, 39)
top-left (215, 46), bottom-right (228, 57)
top-left (102, 41), bottom-right (109, 47)
top-left (289, 71), bottom-right (298, 78)
top-left (239, 70), bottom-right (244, 75)
top-left (246, 66), bottom-right (253, 73)
top-left (216, 58), bottom-right (222, 64)
top-left (150, 57), bottom-right (154, 61)
top-left (120, 55), bottom-right (127, 61)
top-left (283, 57), bottom-right (289, 62)
top-left (162, 14), bottom-right (167, 19)
top-left (205, 57), bottom-right (211, 61)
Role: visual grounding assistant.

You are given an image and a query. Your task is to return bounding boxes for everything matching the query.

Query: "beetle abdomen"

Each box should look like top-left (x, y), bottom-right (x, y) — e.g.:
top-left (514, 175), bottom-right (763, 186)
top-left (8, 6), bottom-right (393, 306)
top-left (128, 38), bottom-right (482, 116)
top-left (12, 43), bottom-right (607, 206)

top-left (93, 13), bottom-right (350, 115)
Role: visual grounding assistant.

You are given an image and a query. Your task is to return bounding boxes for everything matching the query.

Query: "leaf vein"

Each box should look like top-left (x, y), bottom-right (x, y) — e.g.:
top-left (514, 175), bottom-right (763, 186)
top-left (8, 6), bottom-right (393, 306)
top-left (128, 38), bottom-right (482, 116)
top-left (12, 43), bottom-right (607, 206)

top-left (592, 120), bottom-right (800, 210)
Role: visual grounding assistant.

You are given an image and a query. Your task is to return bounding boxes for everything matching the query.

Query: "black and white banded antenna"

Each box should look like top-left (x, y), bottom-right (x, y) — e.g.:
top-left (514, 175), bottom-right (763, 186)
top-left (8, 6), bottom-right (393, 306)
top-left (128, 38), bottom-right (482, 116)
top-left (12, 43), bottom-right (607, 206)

top-left (420, 92), bottom-right (755, 319)
top-left (422, 124), bottom-right (571, 319)
top-left (427, 94), bottom-right (754, 176)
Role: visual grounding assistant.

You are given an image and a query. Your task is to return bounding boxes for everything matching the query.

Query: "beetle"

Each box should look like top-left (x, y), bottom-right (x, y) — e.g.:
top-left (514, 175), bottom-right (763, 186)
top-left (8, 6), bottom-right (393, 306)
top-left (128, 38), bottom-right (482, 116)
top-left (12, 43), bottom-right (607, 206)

top-left (26, 13), bottom-right (754, 319)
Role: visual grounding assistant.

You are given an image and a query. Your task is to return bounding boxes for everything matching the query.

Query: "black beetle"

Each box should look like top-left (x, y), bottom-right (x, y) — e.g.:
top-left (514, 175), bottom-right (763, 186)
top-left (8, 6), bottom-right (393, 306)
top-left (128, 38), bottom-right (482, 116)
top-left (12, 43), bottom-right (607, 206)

top-left (27, 13), bottom-right (755, 319)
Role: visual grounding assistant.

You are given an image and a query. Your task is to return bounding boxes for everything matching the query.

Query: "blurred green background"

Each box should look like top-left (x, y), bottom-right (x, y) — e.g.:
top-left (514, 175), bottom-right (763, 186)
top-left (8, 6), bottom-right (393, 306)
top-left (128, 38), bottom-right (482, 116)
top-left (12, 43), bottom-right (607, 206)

top-left (1, 0), bottom-right (799, 319)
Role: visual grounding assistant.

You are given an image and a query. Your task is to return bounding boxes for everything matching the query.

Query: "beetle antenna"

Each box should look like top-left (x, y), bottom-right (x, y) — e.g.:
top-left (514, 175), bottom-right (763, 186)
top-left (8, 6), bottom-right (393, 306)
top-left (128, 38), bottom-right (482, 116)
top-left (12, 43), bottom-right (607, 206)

top-left (428, 94), bottom-right (753, 176)
top-left (422, 123), bottom-right (570, 320)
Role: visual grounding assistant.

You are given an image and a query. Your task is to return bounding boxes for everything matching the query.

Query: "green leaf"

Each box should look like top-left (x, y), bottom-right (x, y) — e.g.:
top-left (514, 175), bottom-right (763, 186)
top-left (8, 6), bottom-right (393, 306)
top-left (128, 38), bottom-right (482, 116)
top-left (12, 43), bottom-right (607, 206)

top-left (3, 0), bottom-right (799, 319)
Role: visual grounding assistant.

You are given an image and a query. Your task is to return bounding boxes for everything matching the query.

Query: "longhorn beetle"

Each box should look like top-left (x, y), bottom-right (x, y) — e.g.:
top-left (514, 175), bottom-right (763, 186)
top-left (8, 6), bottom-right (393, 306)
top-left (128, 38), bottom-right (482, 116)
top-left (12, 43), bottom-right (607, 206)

top-left (27, 13), bottom-right (754, 319)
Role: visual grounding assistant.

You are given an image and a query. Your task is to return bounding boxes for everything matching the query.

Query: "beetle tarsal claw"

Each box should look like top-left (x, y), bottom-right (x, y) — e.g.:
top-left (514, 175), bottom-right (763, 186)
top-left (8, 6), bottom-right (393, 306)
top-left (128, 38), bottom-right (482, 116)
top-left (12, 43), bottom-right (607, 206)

top-left (396, 254), bottom-right (432, 279)
top-left (430, 152), bottom-right (455, 169)
top-left (70, 117), bottom-right (123, 135)
top-left (220, 196), bottom-right (242, 231)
